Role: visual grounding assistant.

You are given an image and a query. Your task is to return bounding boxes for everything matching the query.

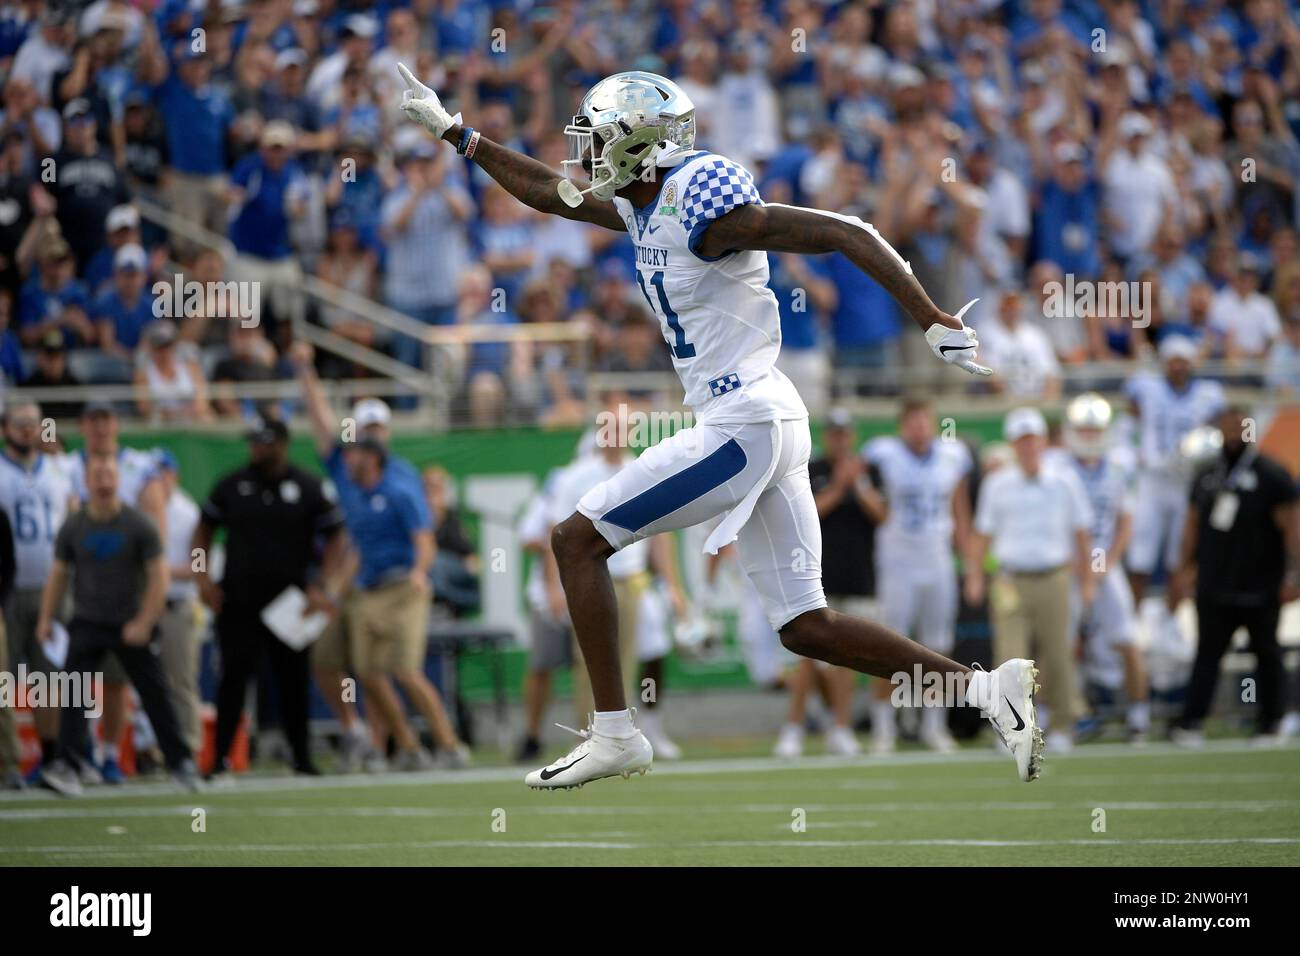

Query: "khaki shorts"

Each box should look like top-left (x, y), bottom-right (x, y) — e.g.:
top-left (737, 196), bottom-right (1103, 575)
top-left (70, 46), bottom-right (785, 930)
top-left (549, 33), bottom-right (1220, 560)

top-left (347, 580), bottom-right (429, 676)
top-left (311, 596), bottom-right (354, 672)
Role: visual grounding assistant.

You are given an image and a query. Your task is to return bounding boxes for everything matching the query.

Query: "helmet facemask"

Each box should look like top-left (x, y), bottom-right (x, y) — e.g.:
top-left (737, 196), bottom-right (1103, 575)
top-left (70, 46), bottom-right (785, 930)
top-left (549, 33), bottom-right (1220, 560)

top-left (560, 72), bottom-right (697, 205)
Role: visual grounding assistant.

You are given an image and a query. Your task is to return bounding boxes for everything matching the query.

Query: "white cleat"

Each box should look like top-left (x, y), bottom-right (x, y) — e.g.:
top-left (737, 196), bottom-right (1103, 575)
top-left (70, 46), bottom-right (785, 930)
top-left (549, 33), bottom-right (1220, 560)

top-left (526, 718), bottom-right (653, 790)
top-left (920, 726), bottom-right (958, 755)
top-left (774, 724), bottom-right (804, 759)
top-left (981, 659), bottom-right (1044, 782)
top-left (825, 725), bottom-right (862, 757)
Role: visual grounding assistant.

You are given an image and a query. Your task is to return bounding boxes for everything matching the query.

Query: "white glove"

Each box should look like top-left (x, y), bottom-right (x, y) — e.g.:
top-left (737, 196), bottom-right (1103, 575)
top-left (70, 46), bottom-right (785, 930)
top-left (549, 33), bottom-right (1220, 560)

top-left (925, 299), bottom-right (992, 376)
top-left (397, 62), bottom-right (461, 139)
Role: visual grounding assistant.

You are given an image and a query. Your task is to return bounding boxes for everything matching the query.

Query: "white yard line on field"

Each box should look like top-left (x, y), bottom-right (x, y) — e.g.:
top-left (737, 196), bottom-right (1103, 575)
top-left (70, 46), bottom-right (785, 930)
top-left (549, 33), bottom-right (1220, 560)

top-left (4, 836), bottom-right (1300, 860)
top-left (0, 738), bottom-right (1294, 805)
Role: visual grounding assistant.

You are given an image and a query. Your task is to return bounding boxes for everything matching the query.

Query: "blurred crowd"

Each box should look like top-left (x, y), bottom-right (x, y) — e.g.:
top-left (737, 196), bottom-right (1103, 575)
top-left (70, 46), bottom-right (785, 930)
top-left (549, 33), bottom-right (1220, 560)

top-left (0, 0), bottom-right (1299, 426)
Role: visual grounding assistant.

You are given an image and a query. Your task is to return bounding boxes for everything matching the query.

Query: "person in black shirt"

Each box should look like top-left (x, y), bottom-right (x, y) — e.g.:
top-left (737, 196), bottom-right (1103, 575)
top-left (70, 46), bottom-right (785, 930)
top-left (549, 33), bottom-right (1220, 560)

top-left (1171, 407), bottom-right (1300, 741)
top-left (773, 409), bottom-right (882, 759)
top-left (50, 99), bottom-right (129, 273)
top-left (192, 419), bottom-right (347, 778)
top-left (23, 329), bottom-right (84, 420)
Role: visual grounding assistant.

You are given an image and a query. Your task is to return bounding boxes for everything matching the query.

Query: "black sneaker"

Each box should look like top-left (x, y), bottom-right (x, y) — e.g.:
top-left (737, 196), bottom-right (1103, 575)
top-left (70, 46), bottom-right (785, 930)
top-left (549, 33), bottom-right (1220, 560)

top-left (516, 737), bottom-right (541, 763)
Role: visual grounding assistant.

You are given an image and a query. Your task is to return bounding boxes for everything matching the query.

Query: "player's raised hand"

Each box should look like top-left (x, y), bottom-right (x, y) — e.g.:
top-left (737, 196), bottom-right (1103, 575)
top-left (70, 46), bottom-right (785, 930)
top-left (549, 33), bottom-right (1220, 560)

top-left (925, 298), bottom-right (992, 376)
top-left (396, 62), bottom-right (460, 139)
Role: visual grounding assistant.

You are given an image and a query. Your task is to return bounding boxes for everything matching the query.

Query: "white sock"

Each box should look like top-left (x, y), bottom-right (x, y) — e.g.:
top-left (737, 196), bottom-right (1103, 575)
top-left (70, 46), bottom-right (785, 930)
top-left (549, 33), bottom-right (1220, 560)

top-left (779, 722), bottom-right (803, 737)
top-left (870, 699), bottom-right (896, 736)
top-left (593, 709), bottom-right (635, 737)
top-left (101, 742), bottom-right (120, 762)
top-left (964, 670), bottom-right (993, 712)
top-left (1127, 701), bottom-right (1151, 732)
top-left (921, 707), bottom-right (947, 735)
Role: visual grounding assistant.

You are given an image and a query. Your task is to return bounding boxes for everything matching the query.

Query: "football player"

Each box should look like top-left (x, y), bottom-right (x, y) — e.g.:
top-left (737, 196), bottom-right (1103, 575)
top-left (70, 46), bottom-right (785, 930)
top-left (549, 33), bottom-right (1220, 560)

top-left (1122, 336), bottom-right (1225, 603)
top-left (0, 401), bottom-right (77, 782)
top-left (398, 66), bottom-right (1043, 787)
top-left (1056, 394), bottom-right (1150, 741)
top-left (863, 399), bottom-right (973, 754)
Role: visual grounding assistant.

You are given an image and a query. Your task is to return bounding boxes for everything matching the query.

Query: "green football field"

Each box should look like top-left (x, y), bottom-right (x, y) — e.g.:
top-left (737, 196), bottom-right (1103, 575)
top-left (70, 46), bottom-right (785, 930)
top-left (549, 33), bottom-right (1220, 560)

top-left (2, 740), bottom-right (1298, 866)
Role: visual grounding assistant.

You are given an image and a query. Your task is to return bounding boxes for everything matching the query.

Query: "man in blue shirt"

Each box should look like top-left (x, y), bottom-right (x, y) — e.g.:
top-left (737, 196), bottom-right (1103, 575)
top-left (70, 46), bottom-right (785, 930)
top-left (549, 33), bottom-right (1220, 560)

top-left (92, 243), bottom-right (156, 359)
top-left (227, 120), bottom-right (308, 328)
top-left (292, 341), bottom-right (464, 768)
top-left (327, 436), bottom-right (469, 770)
top-left (17, 238), bottom-right (93, 349)
top-left (153, 43), bottom-right (235, 248)
top-left (812, 251), bottom-right (901, 390)
top-left (1032, 142), bottom-right (1102, 278)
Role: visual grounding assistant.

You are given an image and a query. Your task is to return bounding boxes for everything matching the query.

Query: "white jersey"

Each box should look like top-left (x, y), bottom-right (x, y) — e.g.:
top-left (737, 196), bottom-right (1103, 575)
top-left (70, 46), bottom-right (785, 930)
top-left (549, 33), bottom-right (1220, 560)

top-left (864, 436), bottom-right (971, 566)
top-left (67, 446), bottom-right (161, 507)
top-left (1123, 373), bottom-right (1225, 472)
top-left (165, 488), bottom-right (201, 601)
top-left (0, 452), bottom-right (74, 589)
top-left (1046, 446), bottom-right (1137, 552)
top-left (612, 151), bottom-right (806, 425)
top-left (519, 473), bottom-right (558, 614)
top-left (549, 454), bottom-right (649, 578)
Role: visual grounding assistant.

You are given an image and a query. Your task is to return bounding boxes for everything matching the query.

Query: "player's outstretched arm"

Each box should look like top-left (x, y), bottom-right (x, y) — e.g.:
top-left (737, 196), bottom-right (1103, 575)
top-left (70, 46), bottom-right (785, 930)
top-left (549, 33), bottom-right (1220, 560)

top-left (396, 63), bottom-right (624, 232)
top-left (697, 202), bottom-right (991, 375)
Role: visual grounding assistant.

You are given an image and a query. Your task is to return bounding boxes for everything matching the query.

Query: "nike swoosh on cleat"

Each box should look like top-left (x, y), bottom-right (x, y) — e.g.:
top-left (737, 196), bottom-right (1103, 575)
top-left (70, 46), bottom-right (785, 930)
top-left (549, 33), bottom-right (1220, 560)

top-left (539, 754), bottom-right (589, 781)
top-left (1005, 696), bottom-right (1026, 732)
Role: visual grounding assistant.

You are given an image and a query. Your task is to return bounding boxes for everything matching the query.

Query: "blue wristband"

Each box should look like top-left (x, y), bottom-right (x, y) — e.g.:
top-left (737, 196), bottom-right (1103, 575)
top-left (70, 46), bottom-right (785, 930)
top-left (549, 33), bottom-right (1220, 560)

top-left (457, 126), bottom-right (474, 155)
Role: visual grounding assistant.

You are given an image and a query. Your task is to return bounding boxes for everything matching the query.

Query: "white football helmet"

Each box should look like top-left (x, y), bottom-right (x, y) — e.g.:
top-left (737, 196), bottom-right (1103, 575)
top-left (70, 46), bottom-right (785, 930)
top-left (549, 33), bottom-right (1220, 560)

top-left (560, 71), bottom-right (696, 206)
top-left (1179, 424), bottom-right (1223, 466)
top-left (1064, 392), bottom-right (1113, 460)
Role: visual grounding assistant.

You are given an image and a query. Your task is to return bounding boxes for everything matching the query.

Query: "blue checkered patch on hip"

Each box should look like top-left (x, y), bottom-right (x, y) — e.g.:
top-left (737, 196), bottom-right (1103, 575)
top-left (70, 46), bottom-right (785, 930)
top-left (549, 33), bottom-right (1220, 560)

top-left (708, 373), bottom-right (742, 397)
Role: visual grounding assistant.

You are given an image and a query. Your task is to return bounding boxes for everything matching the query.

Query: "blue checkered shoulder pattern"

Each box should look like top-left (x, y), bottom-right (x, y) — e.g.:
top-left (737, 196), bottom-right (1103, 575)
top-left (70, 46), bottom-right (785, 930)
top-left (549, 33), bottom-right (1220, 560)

top-left (680, 156), bottom-right (762, 244)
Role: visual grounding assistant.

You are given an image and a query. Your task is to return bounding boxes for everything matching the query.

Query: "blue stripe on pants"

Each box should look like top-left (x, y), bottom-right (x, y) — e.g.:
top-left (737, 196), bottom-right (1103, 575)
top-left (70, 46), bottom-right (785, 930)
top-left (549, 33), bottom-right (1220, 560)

top-left (601, 439), bottom-right (748, 533)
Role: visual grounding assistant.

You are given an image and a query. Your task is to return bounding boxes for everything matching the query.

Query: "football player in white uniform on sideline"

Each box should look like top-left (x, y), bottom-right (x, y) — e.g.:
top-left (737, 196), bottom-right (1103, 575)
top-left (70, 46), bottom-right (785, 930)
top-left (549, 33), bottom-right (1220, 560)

top-left (1122, 335), bottom-right (1225, 605)
top-left (1051, 394), bottom-right (1150, 741)
top-left (0, 401), bottom-right (77, 782)
top-left (863, 399), bottom-right (974, 755)
top-left (398, 65), bottom-right (1044, 787)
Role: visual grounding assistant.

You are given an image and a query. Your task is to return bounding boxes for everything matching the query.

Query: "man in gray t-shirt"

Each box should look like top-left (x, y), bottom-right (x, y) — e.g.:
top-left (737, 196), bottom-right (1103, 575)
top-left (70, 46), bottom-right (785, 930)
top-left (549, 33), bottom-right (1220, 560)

top-left (35, 455), bottom-right (196, 795)
top-left (54, 505), bottom-right (161, 627)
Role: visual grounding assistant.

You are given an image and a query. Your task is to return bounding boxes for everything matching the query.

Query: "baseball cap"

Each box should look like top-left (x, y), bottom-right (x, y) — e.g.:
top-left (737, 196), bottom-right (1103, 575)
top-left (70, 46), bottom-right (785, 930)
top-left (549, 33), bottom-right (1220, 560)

top-left (825, 407), bottom-right (854, 431)
top-left (113, 243), bottom-right (147, 273)
top-left (146, 319), bottom-right (178, 347)
top-left (155, 449), bottom-right (179, 473)
top-left (275, 48), bottom-right (308, 71)
top-left (105, 204), bottom-right (140, 233)
top-left (82, 400), bottom-right (117, 418)
top-left (1118, 111), bottom-right (1153, 139)
top-left (247, 418), bottom-right (290, 444)
top-left (261, 120), bottom-right (295, 148)
top-left (342, 14), bottom-right (378, 39)
top-left (62, 99), bottom-right (93, 122)
top-left (1004, 407), bottom-right (1047, 442)
top-left (1054, 141), bottom-right (1086, 165)
top-left (1158, 334), bottom-right (1199, 362)
top-left (352, 398), bottom-right (392, 429)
